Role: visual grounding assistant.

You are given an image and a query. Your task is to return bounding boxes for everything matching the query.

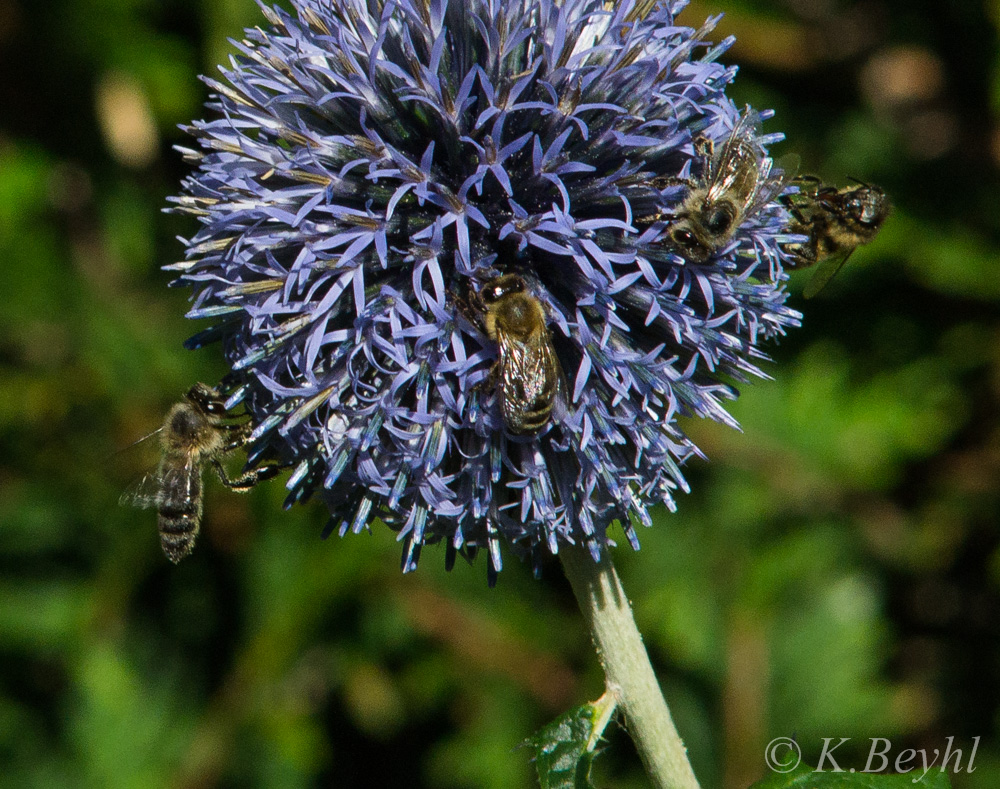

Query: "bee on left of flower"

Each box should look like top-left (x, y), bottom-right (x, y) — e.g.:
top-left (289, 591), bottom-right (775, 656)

top-left (120, 383), bottom-right (281, 562)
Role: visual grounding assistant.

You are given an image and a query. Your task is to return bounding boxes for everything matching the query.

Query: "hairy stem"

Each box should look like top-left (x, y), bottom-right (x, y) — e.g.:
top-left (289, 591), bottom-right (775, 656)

top-left (560, 542), bottom-right (700, 789)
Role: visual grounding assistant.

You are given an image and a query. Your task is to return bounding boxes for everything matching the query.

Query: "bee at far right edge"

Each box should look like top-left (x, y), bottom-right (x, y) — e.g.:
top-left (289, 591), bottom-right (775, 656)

top-left (781, 177), bottom-right (891, 298)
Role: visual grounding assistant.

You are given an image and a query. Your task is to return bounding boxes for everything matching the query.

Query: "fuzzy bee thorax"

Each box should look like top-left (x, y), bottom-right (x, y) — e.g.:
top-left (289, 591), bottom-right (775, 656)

top-left (485, 293), bottom-right (546, 342)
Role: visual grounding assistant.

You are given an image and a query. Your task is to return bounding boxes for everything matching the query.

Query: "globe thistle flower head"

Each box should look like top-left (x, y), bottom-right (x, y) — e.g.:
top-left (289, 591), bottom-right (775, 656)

top-left (169, 0), bottom-right (801, 581)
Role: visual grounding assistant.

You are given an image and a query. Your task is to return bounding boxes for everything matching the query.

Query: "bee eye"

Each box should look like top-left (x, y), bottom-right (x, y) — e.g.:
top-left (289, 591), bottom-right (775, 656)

top-left (482, 275), bottom-right (526, 302)
top-left (844, 199), bottom-right (864, 221)
top-left (671, 229), bottom-right (697, 248)
top-left (703, 206), bottom-right (733, 234)
top-left (855, 201), bottom-right (883, 225)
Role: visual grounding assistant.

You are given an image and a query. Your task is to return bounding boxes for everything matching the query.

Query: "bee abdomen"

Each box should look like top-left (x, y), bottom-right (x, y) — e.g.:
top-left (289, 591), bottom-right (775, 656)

top-left (502, 373), bottom-right (559, 434)
top-left (506, 403), bottom-right (555, 434)
top-left (158, 501), bottom-right (201, 563)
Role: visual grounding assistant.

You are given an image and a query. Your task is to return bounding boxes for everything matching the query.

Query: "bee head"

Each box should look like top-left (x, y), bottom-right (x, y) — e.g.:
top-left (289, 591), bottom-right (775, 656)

top-left (669, 225), bottom-right (714, 263)
top-left (481, 274), bottom-right (527, 304)
top-left (846, 187), bottom-right (889, 227)
top-left (185, 383), bottom-right (227, 416)
top-left (670, 228), bottom-right (700, 249)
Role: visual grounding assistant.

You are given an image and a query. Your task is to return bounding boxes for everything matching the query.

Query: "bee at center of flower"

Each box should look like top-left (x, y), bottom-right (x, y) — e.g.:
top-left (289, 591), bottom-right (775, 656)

top-left (460, 274), bottom-right (563, 435)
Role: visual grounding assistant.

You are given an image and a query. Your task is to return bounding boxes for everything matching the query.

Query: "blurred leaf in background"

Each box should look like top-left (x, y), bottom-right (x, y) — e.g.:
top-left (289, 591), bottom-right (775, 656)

top-left (1, 0), bottom-right (999, 788)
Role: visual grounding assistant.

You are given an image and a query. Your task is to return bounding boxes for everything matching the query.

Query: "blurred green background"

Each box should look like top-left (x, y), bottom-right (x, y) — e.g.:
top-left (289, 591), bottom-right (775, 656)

top-left (1, 0), bottom-right (998, 786)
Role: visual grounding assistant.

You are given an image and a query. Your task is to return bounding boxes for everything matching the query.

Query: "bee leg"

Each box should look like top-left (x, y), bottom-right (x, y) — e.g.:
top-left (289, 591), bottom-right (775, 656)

top-left (638, 173), bottom-right (695, 227)
top-left (786, 205), bottom-right (811, 225)
top-left (483, 361), bottom-right (499, 393)
top-left (782, 176), bottom-right (825, 215)
top-left (452, 285), bottom-right (488, 334)
top-left (211, 459), bottom-right (283, 492)
top-left (648, 174), bottom-right (694, 191)
top-left (785, 246), bottom-right (818, 269)
top-left (780, 230), bottom-right (818, 268)
top-left (779, 191), bottom-right (817, 231)
top-left (218, 425), bottom-right (253, 453)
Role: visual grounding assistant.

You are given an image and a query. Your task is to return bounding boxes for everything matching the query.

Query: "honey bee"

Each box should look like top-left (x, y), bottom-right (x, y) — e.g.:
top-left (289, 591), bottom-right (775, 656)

top-left (462, 274), bottom-right (562, 435)
top-left (658, 108), bottom-right (797, 263)
top-left (121, 383), bottom-right (280, 562)
top-left (782, 177), bottom-right (890, 298)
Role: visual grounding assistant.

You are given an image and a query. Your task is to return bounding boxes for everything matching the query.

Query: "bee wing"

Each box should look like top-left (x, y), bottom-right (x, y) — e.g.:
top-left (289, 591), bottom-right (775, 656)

top-left (803, 250), bottom-right (855, 299)
top-left (703, 108), bottom-right (763, 204)
top-left (497, 331), bottom-right (536, 404)
top-left (119, 471), bottom-right (162, 509)
top-left (788, 174), bottom-right (824, 197)
top-left (497, 330), bottom-right (560, 407)
top-left (528, 332), bottom-right (562, 401)
top-left (119, 459), bottom-right (200, 509)
top-left (771, 153), bottom-right (800, 195)
top-left (744, 152), bottom-right (800, 220)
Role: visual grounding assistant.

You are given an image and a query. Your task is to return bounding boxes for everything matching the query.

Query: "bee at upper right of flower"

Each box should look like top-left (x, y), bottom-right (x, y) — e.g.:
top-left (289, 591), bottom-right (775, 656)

top-left (781, 177), bottom-right (891, 298)
top-left (653, 107), bottom-right (797, 264)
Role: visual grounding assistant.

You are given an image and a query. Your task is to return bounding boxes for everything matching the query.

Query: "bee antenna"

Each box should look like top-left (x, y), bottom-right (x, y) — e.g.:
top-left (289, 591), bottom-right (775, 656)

top-left (113, 426), bottom-right (164, 457)
top-left (847, 175), bottom-right (871, 187)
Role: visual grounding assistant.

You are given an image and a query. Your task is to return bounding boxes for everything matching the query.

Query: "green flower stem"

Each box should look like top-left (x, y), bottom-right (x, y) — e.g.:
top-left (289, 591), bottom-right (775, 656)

top-left (560, 542), bottom-right (700, 789)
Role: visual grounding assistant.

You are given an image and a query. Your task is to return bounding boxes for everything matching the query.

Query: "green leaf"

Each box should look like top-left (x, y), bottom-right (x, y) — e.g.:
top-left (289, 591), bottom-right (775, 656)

top-left (749, 763), bottom-right (953, 788)
top-left (524, 701), bottom-right (613, 789)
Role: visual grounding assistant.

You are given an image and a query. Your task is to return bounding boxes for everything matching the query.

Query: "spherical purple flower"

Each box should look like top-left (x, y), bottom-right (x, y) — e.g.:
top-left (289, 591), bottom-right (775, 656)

top-left (169, 0), bottom-right (801, 580)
